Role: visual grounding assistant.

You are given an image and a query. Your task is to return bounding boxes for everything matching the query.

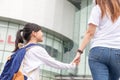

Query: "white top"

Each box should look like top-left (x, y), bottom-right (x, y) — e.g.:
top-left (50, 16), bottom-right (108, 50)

top-left (21, 46), bottom-right (75, 80)
top-left (88, 5), bottom-right (120, 49)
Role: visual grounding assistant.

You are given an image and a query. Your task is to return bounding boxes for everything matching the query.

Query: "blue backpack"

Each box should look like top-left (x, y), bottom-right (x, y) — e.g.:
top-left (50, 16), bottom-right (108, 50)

top-left (0, 43), bottom-right (37, 80)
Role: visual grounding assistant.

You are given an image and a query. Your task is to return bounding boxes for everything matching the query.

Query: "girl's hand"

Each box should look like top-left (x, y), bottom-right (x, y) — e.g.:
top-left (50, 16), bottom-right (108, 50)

top-left (71, 52), bottom-right (81, 65)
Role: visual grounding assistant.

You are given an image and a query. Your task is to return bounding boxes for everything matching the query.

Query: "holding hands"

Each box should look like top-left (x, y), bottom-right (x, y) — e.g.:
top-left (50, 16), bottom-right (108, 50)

top-left (71, 49), bottom-right (83, 65)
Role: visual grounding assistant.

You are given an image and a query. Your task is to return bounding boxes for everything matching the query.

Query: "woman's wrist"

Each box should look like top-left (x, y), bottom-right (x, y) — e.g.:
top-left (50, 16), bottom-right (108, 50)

top-left (77, 49), bottom-right (83, 54)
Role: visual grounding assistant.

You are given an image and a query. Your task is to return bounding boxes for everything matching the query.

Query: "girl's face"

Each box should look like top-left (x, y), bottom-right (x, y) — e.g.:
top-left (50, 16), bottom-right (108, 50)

top-left (36, 30), bottom-right (43, 42)
top-left (32, 30), bottom-right (43, 42)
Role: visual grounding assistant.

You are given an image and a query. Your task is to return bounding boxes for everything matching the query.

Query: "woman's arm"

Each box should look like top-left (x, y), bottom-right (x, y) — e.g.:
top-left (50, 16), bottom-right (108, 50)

top-left (79, 23), bottom-right (96, 51)
top-left (73, 5), bottom-right (101, 63)
top-left (72, 23), bottom-right (97, 63)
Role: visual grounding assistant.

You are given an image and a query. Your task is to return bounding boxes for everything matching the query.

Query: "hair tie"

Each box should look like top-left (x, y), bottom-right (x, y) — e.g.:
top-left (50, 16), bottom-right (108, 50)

top-left (18, 43), bottom-right (24, 48)
top-left (20, 29), bottom-right (23, 32)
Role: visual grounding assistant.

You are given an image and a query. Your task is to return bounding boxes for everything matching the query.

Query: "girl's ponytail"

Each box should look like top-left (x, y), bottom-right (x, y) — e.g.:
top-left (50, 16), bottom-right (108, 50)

top-left (13, 29), bottom-right (24, 52)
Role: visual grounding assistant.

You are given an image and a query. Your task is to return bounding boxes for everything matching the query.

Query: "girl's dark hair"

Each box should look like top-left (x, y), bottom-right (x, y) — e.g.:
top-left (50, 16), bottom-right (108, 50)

top-left (13, 23), bottom-right (41, 52)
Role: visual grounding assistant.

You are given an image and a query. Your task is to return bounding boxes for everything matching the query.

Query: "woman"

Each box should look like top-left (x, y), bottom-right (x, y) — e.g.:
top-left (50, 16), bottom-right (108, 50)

top-left (13, 23), bottom-right (78, 80)
top-left (74, 0), bottom-right (120, 80)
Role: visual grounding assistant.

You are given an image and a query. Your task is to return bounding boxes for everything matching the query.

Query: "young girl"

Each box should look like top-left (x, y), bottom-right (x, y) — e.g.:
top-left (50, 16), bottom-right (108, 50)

top-left (14, 23), bottom-right (79, 80)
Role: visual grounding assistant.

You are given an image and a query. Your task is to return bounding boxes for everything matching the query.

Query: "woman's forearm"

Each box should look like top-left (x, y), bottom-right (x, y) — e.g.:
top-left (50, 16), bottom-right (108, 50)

top-left (79, 32), bottom-right (93, 51)
top-left (79, 24), bottom-right (96, 52)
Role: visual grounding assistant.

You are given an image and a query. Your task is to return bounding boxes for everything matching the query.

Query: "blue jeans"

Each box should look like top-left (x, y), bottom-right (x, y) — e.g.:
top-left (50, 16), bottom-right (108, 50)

top-left (89, 47), bottom-right (120, 80)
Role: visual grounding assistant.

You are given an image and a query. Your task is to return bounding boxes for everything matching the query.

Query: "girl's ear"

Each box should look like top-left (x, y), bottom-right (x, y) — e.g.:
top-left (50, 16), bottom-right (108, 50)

top-left (31, 31), bottom-right (37, 37)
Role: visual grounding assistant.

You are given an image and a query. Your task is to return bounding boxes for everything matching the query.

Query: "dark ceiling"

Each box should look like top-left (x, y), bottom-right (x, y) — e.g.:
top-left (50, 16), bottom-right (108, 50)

top-left (68, 0), bottom-right (81, 9)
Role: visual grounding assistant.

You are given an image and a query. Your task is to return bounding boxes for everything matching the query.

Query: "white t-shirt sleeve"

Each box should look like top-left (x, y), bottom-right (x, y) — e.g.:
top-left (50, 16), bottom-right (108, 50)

top-left (88, 5), bottom-right (101, 26)
top-left (29, 46), bottom-right (75, 69)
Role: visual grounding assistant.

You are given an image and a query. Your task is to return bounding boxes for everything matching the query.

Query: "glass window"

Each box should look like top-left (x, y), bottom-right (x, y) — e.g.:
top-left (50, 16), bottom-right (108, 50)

top-left (5, 23), bottom-right (19, 51)
top-left (0, 51), bottom-right (4, 72)
top-left (45, 34), bottom-right (53, 56)
top-left (0, 21), bottom-right (8, 28)
top-left (0, 27), bottom-right (8, 50)
top-left (0, 51), bottom-right (3, 61)
top-left (42, 77), bottom-right (50, 80)
top-left (46, 35), bottom-right (53, 46)
top-left (53, 40), bottom-right (59, 50)
top-left (50, 68), bottom-right (60, 76)
top-left (53, 40), bottom-right (62, 61)
top-left (0, 21), bottom-right (8, 50)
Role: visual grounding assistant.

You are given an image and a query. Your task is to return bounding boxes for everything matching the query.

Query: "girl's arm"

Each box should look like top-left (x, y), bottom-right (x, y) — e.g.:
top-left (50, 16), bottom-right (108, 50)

top-left (30, 46), bottom-right (76, 69)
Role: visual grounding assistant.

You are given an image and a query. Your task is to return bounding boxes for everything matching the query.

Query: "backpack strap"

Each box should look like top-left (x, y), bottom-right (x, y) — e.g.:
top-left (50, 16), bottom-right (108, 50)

top-left (13, 43), bottom-right (39, 80)
top-left (13, 43), bottom-right (38, 80)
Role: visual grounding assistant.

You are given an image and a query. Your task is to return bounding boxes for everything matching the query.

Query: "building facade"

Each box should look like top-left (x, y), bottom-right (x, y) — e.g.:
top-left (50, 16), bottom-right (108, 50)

top-left (0, 0), bottom-right (93, 79)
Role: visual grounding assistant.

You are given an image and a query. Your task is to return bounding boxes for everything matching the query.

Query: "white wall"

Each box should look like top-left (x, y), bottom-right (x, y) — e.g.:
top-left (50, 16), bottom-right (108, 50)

top-left (0, 0), bottom-right (76, 39)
